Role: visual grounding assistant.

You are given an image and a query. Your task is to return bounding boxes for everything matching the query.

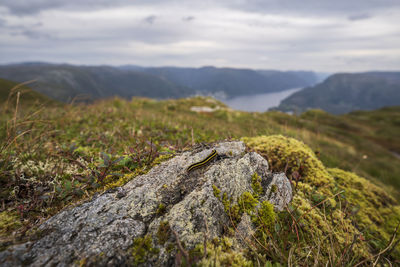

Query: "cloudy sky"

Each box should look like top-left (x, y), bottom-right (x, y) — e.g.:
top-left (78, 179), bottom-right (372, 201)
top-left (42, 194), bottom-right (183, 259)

top-left (0, 0), bottom-right (399, 72)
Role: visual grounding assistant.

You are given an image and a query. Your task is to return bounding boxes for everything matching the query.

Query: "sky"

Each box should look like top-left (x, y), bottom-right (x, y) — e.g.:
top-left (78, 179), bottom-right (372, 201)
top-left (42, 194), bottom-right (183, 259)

top-left (0, 0), bottom-right (400, 72)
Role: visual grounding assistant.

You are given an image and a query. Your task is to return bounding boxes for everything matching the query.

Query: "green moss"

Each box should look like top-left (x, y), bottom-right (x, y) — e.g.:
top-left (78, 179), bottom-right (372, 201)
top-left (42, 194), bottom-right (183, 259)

top-left (251, 172), bottom-right (263, 198)
top-left (270, 184), bottom-right (277, 193)
top-left (265, 261), bottom-right (283, 267)
top-left (254, 201), bottom-right (276, 231)
top-left (328, 168), bottom-right (400, 258)
top-left (222, 192), bottom-right (230, 213)
top-left (101, 169), bottom-right (144, 191)
top-left (238, 192), bottom-right (258, 214)
top-left (221, 192), bottom-right (241, 224)
top-left (0, 211), bottom-right (22, 236)
top-left (102, 154), bottom-right (174, 192)
top-left (242, 135), bottom-right (400, 263)
top-left (156, 221), bottom-right (170, 245)
top-left (151, 153), bottom-right (176, 166)
top-left (131, 235), bottom-right (159, 265)
top-left (194, 237), bottom-right (253, 267)
top-left (78, 257), bottom-right (87, 267)
top-left (242, 135), bottom-right (334, 192)
top-left (212, 184), bottom-right (221, 199)
top-left (166, 243), bottom-right (175, 253)
top-left (156, 203), bottom-right (166, 216)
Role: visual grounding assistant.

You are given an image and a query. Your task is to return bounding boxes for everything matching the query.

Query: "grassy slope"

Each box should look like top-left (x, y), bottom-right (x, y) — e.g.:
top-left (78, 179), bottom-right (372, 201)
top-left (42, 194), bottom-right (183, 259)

top-left (0, 78), bottom-right (58, 109)
top-left (0, 96), bottom-right (399, 263)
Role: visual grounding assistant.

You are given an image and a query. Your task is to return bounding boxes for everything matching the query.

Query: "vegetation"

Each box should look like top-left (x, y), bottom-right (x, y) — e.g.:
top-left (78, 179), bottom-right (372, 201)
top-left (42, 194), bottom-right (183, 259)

top-left (242, 135), bottom-right (400, 265)
top-left (0, 81), bottom-right (399, 265)
top-left (131, 234), bottom-right (159, 265)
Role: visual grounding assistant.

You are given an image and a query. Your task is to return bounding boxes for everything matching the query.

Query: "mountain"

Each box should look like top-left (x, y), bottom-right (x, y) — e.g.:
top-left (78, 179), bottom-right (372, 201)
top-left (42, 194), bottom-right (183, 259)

top-left (277, 72), bottom-right (400, 114)
top-left (130, 66), bottom-right (319, 98)
top-left (0, 63), bottom-right (319, 102)
top-left (0, 63), bottom-right (191, 102)
top-left (257, 70), bottom-right (319, 88)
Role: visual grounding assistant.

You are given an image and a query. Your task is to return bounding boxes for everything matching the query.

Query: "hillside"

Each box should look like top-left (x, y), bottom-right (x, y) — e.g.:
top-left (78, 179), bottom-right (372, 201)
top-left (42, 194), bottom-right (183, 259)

top-left (0, 97), bottom-right (399, 265)
top-left (0, 63), bottom-right (320, 103)
top-left (138, 66), bottom-right (319, 97)
top-left (257, 70), bottom-right (319, 89)
top-left (277, 72), bottom-right (400, 114)
top-left (0, 63), bottom-right (191, 102)
top-left (0, 78), bottom-right (58, 110)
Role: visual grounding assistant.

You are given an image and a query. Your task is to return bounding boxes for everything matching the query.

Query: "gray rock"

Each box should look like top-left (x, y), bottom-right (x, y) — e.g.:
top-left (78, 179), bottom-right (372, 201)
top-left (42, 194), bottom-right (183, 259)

top-left (0, 141), bottom-right (292, 266)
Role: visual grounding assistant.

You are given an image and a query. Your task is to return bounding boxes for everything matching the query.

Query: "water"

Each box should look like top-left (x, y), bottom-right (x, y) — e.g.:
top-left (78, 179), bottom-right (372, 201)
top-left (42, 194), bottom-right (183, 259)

top-left (221, 87), bottom-right (302, 112)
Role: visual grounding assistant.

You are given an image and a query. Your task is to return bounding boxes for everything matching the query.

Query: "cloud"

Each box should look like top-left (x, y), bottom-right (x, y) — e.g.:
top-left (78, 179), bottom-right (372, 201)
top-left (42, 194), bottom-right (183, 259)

top-left (0, 0), bottom-right (164, 15)
top-left (0, 0), bottom-right (63, 15)
top-left (0, 1), bottom-right (399, 72)
top-left (15, 29), bottom-right (52, 39)
top-left (0, 18), bottom-right (6, 26)
top-left (223, 0), bottom-right (400, 16)
top-left (144, 15), bottom-right (157, 24)
top-left (2, 0), bottom-right (400, 16)
top-left (182, 16), bottom-right (195, 22)
top-left (348, 13), bottom-right (372, 21)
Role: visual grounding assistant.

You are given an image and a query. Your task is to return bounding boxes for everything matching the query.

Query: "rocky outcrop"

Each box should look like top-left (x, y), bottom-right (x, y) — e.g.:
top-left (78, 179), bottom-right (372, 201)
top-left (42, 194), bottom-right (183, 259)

top-left (0, 141), bottom-right (292, 266)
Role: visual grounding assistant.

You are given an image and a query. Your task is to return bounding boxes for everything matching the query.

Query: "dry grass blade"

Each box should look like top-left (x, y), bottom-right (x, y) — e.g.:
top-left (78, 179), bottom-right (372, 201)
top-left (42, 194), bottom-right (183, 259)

top-left (297, 190), bottom-right (345, 222)
top-left (172, 229), bottom-right (190, 264)
top-left (1, 129), bottom-right (33, 153)
top-left (4, 79), bottom-right (37, 113)
top-left (354, 222), bottom-right (400, 267)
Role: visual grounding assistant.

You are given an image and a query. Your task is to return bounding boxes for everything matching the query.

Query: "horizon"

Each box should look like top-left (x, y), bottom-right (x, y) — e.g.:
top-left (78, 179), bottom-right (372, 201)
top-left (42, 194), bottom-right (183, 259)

top-left (1, 1), bottom-right (400, 73)
top-left (2, 61), bottom-right (400, 74)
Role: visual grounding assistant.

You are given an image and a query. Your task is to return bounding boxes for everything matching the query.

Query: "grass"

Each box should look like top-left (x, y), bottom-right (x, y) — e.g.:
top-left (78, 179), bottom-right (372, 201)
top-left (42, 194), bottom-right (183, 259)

top-left (0, 86), bottom-right (399, 264)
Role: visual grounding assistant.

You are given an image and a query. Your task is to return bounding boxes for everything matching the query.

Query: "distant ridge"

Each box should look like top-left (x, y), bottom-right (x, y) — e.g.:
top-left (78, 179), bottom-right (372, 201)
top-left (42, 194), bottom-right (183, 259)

top-left (0, 63), bottom-right (191, 102)
top-left (139, 66), bottom-right (319, 98)
top-left (0, 63), bottom-right (320, 102)
top-left (277, 71), bottom-right (400, 114)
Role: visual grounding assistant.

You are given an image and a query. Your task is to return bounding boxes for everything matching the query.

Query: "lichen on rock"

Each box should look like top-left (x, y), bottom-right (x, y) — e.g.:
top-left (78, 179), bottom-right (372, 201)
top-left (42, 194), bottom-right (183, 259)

top-left (2, 134), bottom-right (395, 265)
top-left (0, 141), bottom-right (292, 266)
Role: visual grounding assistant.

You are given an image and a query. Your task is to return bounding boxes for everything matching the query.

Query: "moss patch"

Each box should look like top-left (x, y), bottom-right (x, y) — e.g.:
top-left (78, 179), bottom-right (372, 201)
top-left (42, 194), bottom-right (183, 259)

top-left (243, 135), bottom-right (334, 191)
top-left (0, 211), bottom-right (21, 236)
top-left (251, 172), bottom-right (263, 198)
top-left (328, 168), bottom-right (400, 256)
top-left (131, 235), bottom-right (159, 265)
top-left (156, 203), bottom-right (167, 216)
top-left (212, 184), bottom-right (221, 199)
top-left (156, 221), bottom-right (170, 245)
top-left (238, 192), bottom-right (258, 214)
top-left (193, 237), bottom-right (253, 267)
top-left (242, 135), bottom-right (400, 264)
top-left (255, 201), bottom-right (276, 231)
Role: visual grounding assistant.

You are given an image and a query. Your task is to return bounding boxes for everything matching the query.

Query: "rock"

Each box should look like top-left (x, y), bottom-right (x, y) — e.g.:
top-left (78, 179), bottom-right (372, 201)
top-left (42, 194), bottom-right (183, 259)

top-left (0, 141), bottom-right (292, 266)
top-left (260, 172), bottom-right (293, 211)
top-left (190, 106), bottom-right (220, 113)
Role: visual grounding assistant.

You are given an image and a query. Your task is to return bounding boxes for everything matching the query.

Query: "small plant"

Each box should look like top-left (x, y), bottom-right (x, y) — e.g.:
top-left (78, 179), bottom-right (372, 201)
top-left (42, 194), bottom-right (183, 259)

top-left (91, 152), bottom-right (124, 184)
top-left (131, 235), bottom-right (159, 265)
